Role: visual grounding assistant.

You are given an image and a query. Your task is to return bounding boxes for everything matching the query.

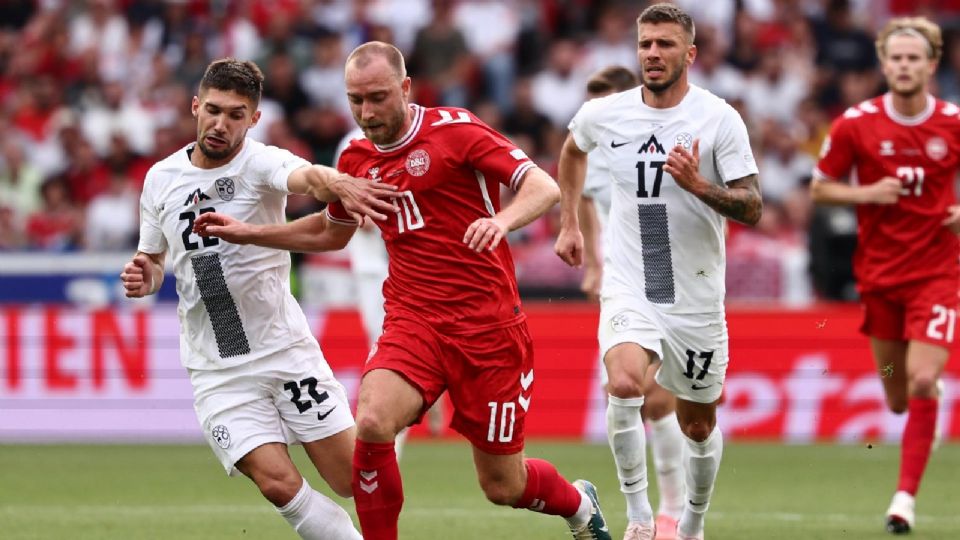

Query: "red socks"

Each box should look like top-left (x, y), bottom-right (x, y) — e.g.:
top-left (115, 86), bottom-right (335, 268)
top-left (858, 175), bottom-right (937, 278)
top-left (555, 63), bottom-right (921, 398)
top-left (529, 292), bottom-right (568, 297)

top-left (352, 440), bottom-right (403, 540)
top-left (897, 397), bottom-right (938, 495)
top-left (512, 458), bottom-right (583, 517)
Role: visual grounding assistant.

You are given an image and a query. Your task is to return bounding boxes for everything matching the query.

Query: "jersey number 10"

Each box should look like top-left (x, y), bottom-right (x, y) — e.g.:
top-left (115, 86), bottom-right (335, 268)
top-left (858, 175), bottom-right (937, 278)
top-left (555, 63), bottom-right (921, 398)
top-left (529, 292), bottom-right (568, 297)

top-left (396, 190), bottom-right (425, 233)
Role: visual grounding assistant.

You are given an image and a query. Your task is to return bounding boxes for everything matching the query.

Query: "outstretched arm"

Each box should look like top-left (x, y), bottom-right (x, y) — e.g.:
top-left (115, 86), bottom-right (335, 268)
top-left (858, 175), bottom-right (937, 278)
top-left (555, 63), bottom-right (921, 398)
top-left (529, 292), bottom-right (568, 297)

top-left (664, 139), bottom-right (763, 226)
top-left (194, 211), bottom-right (357, 253)
top-left (287, 164), bottom-right (399, 221)
top-left (809, 175), bottom-right (901, 206)
top-left (578, 196), bottom-right (602, 301)
top-left (462, 166), bottom-right (561, 252)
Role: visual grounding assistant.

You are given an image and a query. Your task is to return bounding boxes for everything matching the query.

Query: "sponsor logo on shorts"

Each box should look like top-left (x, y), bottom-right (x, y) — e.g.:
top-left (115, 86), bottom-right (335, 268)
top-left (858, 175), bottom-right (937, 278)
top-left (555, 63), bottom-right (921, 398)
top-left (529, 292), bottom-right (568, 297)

top-left (611, 312), bottom-right (630, 332)
top-left (212, 425), bottom-right (231, 449)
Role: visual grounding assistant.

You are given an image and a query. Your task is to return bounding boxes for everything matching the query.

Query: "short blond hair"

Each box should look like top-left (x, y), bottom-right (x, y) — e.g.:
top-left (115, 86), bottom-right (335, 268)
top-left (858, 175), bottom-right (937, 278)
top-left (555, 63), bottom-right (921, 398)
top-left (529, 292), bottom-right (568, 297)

top-left (876, 17), bottom-right (943, 63)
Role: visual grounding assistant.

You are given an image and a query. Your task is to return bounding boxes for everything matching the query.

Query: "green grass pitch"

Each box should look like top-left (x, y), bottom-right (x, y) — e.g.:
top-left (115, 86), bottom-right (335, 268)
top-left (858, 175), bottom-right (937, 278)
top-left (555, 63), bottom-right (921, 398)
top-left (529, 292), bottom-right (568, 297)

top-left (1, 441), bottom-right (957, 539)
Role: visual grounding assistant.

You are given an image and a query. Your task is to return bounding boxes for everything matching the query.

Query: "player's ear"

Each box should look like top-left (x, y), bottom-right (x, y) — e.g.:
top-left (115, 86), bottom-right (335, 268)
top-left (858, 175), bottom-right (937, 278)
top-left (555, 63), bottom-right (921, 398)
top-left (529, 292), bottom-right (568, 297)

top-left (687, 43), bottom-right (697, 66)
top-left (191, 96), bottom-right (200, 118)
top-left (401, 77), bottom-right (412, 97)
top-left (250, 109), bottom-right (262, 128)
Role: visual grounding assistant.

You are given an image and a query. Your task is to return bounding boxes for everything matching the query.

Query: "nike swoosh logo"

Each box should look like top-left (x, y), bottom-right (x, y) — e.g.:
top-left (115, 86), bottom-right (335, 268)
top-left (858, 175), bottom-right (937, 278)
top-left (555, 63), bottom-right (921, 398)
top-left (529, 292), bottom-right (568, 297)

top-left (610, 140), bottom-right (629, 148)
top-left (624, 479), bottom-right (641, 487)
top-left (689, 500), bottom-right (707, 506)
top-left (317, 406), bottom-right (337, 421)
top-left (691, 383), bottom-right (713, 390)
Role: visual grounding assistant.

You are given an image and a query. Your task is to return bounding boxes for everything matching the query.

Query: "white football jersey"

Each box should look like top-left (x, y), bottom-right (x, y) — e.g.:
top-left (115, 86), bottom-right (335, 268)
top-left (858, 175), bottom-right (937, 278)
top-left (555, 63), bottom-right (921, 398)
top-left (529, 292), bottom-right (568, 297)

top-left (568, 84), bottom-right (758, 314)
top-left (583, 152), bottom-right (612, 229)
top-left (138, 138), bottom-right (313, 370)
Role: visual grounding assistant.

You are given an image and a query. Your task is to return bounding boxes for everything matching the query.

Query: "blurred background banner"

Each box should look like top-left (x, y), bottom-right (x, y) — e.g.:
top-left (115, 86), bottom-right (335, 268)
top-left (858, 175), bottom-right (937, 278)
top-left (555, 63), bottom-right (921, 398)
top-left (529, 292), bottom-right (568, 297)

top-left (2, 302), bottom-right (957, 443)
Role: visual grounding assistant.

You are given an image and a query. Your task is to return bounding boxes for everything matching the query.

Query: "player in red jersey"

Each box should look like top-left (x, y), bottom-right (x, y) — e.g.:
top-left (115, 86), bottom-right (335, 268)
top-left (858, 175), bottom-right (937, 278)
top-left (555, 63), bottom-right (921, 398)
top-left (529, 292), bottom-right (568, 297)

top-left (195, 41), bottom-right (613, 540)
top-left (811, 16), bottom-right (960, 535)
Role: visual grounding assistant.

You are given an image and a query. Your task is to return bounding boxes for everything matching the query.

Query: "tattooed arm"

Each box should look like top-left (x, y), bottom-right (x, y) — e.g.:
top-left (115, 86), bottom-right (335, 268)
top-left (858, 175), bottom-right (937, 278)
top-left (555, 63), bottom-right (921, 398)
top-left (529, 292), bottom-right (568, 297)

top-left (663, 139), bottom-right (763, 226)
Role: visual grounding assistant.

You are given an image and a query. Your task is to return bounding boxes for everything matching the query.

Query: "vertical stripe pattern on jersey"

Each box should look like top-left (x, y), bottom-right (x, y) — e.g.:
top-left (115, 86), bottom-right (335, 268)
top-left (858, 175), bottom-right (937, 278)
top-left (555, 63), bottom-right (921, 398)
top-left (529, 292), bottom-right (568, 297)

top-left (191, 254), bottom-right (251, 358)
top-left (638, 203), bottom-right (675, 304)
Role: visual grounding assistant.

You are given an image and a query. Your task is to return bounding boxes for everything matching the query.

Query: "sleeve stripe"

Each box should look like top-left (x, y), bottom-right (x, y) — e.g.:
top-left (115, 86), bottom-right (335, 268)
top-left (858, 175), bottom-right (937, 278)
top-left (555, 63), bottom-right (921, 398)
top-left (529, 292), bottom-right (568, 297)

top-left (324, 209), bottom-right (360, 226)
top-left (509, 161), bottom-right (536, 191)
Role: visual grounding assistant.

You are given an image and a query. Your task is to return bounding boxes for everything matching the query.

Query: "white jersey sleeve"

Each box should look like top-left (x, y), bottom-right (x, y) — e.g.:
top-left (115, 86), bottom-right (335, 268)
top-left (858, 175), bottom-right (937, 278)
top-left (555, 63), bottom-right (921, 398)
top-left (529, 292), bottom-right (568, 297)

top-left (568, 98), bottom-right (603, 154)
top-left (137, 172), bottom-right (168, 254)
top-left (246, 145), bottom-right (311, 193)
top-left (713, 106), bottom-right (758, 183)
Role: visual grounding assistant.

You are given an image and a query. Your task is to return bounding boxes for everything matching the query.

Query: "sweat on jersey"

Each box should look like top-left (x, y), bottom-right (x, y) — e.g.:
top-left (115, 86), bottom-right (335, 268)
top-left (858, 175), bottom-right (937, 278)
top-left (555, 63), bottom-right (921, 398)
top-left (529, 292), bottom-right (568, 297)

top-left (327, 104), bottom-right (536, 334)
top-left (567, 84), bottom-right (758, 314)
top-left (814, 93), bottom-right (960, 292)
top-left (137, 138), bottom-right (314, 370)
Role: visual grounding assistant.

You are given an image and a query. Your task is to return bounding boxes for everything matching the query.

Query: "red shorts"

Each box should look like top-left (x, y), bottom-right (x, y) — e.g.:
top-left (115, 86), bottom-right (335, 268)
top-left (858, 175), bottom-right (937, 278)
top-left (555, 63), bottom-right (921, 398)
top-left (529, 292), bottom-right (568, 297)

top-left (860, 276), bottom-right (960, 347)
top-left (364, 313), bottom-right (534, 454)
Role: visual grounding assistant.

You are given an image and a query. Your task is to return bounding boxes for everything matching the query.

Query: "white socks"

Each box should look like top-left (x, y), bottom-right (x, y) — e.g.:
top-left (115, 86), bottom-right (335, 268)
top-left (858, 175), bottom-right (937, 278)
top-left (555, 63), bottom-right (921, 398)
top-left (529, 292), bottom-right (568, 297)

top-left (606, 395), bottom-right (654, 524)
top-left (394, 427), bottom-right (410, 461)
top-left (277, 478), bottom-right (361, 540)
top-left (648, 413), bottom-right (686, 519)
top-left (678, 428), bottom-right (723, 538)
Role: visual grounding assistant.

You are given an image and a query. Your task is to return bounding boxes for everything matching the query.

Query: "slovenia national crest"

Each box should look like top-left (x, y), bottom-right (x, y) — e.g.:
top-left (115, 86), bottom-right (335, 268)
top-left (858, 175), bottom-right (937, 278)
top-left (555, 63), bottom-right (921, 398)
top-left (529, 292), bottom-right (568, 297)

top-left (215, 177), bottom-right (236, 201)
top-left (405, 149), bottom-right (431, 176)
top-left (212, 425), bottom-right (231, 448)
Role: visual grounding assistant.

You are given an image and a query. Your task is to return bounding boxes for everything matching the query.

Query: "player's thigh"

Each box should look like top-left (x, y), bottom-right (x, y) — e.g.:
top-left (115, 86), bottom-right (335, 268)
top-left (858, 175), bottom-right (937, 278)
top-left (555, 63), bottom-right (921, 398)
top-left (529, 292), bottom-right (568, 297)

top-left (654, 312), bottom-right (728, 404)
top-left (471, 446), bottom-right (526, 505)
top-left (445, 323), bottom-right (533, 456)
top-left (903, 277), bottom-right (956, 394)
top-left (598, 296), bottom-right (664, 397)
top-left (190, 365), bottom-right (289, 477)
top-left (235, 441), bottom-right (299, 486)
top-left (358, 315), bottom-right (446, 437)
top-left (302, 426), bottom-right (356, 498)
top-left (271, 341), bottom-right (356, 451)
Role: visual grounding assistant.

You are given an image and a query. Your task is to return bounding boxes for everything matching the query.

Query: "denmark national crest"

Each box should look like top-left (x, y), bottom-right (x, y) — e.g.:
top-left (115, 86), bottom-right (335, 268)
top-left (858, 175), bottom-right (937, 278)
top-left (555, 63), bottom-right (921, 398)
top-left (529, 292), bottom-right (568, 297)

top-left (212, 425), bottom-right (231, 449)
top-left (926, 137), bottom-right (947, 161)
top-left (215, 177), bottom-right (236, 201)
top-left (405, 149), bottom-right (431, 177)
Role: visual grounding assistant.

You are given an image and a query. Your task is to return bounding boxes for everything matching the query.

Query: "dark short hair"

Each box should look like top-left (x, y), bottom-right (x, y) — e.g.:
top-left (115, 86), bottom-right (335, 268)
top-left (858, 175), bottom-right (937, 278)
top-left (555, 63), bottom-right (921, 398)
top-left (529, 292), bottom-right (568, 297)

top-left (586, 66), bottom-right (639, 94)
top-left (638, 3), bottom-right (695, 43)
top-left (199, 58), bottom-right (264, 104)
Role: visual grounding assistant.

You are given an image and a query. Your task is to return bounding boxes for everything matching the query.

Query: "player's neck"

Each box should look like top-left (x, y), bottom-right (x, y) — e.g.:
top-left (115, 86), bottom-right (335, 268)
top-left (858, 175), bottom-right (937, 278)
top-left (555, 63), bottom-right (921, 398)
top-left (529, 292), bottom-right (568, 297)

top-left (888, 90), bottom-right (930, 118)
top-left (641, 80), bottom-right (690, 109)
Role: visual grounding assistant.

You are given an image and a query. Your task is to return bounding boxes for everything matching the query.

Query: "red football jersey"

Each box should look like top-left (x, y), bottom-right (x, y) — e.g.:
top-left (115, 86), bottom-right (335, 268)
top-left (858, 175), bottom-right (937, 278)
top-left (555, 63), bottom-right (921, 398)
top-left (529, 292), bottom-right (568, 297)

top-left (815, 94), bottom-right (960, 291)
top-left (328, 105), bottom-right (537, 333)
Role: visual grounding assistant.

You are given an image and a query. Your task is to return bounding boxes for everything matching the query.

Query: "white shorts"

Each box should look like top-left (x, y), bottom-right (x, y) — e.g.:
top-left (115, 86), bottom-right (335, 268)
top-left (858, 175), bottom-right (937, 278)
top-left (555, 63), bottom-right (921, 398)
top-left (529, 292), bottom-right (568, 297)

top-left (598, 294), bottom-right (728, 403)
top-left (189, 338), bottom-right (355, 476)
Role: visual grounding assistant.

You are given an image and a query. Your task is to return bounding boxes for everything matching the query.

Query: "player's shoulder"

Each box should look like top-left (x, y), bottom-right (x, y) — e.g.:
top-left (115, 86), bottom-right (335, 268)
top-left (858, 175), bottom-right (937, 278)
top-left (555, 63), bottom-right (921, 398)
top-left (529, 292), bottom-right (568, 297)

top-left (587, 86), bottom-right (641, 115)
top-left (834, 96), bottom-right (885, 125)
top-left (419, 105), bottom-right (492, 133)
top-left (143, 143), bottom-right (191, 192)
top-left (931, 98), bottom-right (960, 121)
top-left (686, 84), bottom-right (741, 119)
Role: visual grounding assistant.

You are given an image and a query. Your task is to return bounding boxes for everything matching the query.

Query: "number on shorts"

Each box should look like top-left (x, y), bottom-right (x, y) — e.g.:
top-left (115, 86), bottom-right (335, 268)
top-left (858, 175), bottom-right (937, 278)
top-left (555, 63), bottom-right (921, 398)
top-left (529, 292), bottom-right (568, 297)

top-left (486, 401), bottom-right (516, 443)
top-left (683, 349), bottom-right (714, 380)
top-left (283, 377), bottom-right (329, 414)
top-left (926, 304), bottom-right (956, 343)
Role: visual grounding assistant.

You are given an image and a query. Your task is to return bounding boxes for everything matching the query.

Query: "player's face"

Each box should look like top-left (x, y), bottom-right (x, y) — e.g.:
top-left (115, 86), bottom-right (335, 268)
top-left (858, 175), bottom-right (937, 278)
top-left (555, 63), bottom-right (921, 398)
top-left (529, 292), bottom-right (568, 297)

top-left (881, 34), bottom-right (937, 97)
top-left (345, 57), bottom-right (412, 146)
top-left (192, 89), bottom-right (260, 163)
top-left (637, 22), bottom-right (695, 93)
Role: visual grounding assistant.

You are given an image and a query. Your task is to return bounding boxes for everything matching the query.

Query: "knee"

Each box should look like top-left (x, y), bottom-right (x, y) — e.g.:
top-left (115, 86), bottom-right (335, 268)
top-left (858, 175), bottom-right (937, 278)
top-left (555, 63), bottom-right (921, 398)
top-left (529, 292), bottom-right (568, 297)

top-left (254, 471), bottom-right (302, 507)
top-left (887, 397), bottom-right (908, 415)
top-left (681, 420), bottom-right (715, 443)
top-left (329, 475), bottom-right (353, 499)
top-left (909, 373), bottom-right (938, 398)
top-left (479, 476), bottom-right (523, 507)
top-left (607, 371), bottom-right (644, 400)
top-left (355, 410), bottom-right (402, 442)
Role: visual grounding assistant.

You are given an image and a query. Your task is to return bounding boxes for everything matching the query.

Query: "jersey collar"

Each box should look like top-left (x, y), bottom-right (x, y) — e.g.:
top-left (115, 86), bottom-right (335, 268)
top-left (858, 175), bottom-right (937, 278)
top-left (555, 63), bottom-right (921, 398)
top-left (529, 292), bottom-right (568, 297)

top-left (883, 93), bottom-right (935, 126)
top-left (373, 104), bottom-right (424, 153)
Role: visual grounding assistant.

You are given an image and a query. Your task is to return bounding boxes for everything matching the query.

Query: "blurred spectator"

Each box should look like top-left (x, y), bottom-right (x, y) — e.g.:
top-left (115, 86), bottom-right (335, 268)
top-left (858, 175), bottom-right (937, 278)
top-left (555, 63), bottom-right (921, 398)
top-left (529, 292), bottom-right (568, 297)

top-left (811, 0), bottom-right (878, 110)
top-left (408, 0), bottom-right (472, 108)
top-left (531, 38), bottom-right (586, 128)
top-left (0, 137), bottom-right (44, 219)
top-left (25, 178), bottom-right (83, 251)
top-left (80, 79), bottom-right (155, 157)
top-left (300, 30), bottom-right (352, 121)
top-left (60, 137), bottom-right (111, 205)
top-left (742, 45), bottom-right (810, 124)
top-left (580, 5), bottom-right (636, 76)
top-left (689, 25), bottom-right (746, 100)
top-left (757, 120), bottom-right (817, 204)
top-left (454, 0), bottom-right (520, 111)
top-left (502, 76), bottom-right (552, 157)
top-left (83, 171), bottom-right (138, 251)
top-left (68, 0), bottom-right (130, 83)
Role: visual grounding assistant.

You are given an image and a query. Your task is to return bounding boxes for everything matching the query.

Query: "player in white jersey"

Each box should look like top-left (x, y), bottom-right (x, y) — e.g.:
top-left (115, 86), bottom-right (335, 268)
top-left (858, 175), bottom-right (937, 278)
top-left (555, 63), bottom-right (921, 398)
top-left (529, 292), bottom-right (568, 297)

top-left (120, 58), bottom-right (397, 540)
top-left (555, 5), bottom-right (762, 540)
top-left (579, 66), bottom-right (688, 540)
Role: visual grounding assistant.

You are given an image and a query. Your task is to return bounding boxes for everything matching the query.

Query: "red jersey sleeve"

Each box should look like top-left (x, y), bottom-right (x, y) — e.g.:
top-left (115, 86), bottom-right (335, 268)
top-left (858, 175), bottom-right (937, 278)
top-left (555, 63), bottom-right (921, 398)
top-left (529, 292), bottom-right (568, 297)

top-left (815, 114), bottom-right (857, 182)
top-left (459, 113), bottom-right (537, 191)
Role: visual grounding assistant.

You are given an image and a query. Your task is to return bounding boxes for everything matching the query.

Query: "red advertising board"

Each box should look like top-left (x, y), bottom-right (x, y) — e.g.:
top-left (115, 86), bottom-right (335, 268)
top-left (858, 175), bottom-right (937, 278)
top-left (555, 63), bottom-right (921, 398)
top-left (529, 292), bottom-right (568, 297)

top-left (1, 303), bottom-right (958, 442)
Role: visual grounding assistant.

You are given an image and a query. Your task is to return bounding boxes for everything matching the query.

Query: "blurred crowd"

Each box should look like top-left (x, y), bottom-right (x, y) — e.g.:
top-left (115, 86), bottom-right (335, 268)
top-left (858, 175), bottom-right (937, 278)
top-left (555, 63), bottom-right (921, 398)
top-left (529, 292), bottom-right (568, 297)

top-left (2, 0), bottom-right (960, 303)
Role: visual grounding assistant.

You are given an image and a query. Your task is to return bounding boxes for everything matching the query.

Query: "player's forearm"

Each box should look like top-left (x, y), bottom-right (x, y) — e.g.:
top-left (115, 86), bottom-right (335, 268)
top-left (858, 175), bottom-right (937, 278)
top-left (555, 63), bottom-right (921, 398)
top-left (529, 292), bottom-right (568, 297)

top-left (290, 165), bottom-right (342, 202)
top-left (246, 214), bottom-right (344, 252)
top-left (498, 168), bottom-right (560, 231)
top-left (141, 252), bottom-right (165, 295)
top-left (692, 174), bottom-right (763, 226)
top-left (557, 139), bottom-right (588, 230)
top-left (809, 176), bottom-right (868, 205)
top-left (578, 197), bottom-right (602, 267)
